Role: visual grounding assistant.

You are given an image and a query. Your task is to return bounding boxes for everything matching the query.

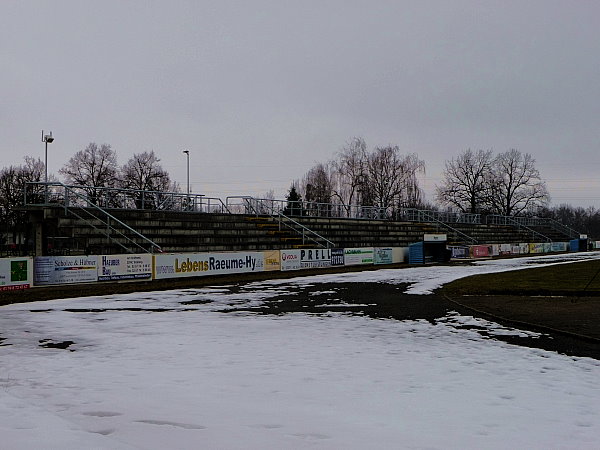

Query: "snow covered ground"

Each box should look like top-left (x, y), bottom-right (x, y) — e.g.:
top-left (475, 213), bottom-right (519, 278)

top-left (2, 252), bottom-right (600, 449)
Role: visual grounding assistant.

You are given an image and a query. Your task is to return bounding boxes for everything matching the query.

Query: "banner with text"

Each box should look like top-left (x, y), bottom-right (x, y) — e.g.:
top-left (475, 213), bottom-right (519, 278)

top-left (0, 257), bottom-right (33, 291)
top-left (34, 256), bottom-right (99, 286)
top-left (280, 249), bottom-right (332, 271)
top-left (263, 250), bottom-right (281, 272)
top-left (98, 254), bottom-right (153, 281)
top-left (529, 243), bottom-right (545, 254)
top-left (280, 249), bottom-right (302, 271)
top-left (344, 248), bottom-right (374, 266)
top-left (153, 252), bottom-right (265, 280)
top-left (470, 245), bottom-right (490, 258)
top-left (374, 248), bottom-right (393, 265)
top-left (331, 248), bottom-right (345, 266)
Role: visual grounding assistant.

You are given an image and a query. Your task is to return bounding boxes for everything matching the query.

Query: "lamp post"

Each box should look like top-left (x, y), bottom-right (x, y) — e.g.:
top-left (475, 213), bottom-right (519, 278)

top-left (42, 130), bottom-right (54, 203)
top-left (182, 150), bottom-right (190, 196)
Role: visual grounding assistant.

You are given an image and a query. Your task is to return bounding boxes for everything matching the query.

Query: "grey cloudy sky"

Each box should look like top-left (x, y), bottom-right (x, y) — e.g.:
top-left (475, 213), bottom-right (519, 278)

top-left (2, 1), bottom-right (600, 207)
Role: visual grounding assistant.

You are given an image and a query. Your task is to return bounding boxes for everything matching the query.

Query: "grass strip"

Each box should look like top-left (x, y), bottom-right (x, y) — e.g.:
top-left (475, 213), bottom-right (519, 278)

top-left (443, 259), bottom-right (600, 297)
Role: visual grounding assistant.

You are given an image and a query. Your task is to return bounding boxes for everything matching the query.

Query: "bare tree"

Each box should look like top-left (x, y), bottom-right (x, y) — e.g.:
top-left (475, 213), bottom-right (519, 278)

top-left (301, 163), bottom-right (334, 203)
top-left (363, 146), bottom-right (425, 210)
top-left (120, 151), bottom-right (179, 209)
top-left (331, 137), bottom-right (368, 214)
top-left (488, 149), bottom-right (549, 216)
top-left (0, 157), bottom-right (46, 251)
top-left (436, 149), bottom-right (494, 213)
top-left (59, 143), bottom-right (119, 205)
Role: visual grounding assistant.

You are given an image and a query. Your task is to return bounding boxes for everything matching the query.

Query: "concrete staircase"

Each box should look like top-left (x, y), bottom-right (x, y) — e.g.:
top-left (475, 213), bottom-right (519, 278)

top-left (41, 207), bottom-right (575, 255)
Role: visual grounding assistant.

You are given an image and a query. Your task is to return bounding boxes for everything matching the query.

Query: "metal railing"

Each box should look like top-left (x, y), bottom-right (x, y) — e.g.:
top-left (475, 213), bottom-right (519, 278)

top-left (544, 218), bottom-right (580, 240)
top-left (25, 182), bottom-right (229, 214)
top-left (276, 213), bottom-right (335, 249)
top-left (417, 210), bottom-right (478, 244)
top-left (25, 182), bottom-right (162, 253)
top-left (237, 197), bottom-right (334, 248)
top-left (487, 215), bottom-right (552, 242)
top-left (225, 196), bottom-right (389, 220)
top-left (24, 185), bottom-right (579, 245)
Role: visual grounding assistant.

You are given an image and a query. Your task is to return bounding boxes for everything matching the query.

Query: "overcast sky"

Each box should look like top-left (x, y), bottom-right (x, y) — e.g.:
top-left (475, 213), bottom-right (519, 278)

top-left (2, 1), bottom-right (599, 207)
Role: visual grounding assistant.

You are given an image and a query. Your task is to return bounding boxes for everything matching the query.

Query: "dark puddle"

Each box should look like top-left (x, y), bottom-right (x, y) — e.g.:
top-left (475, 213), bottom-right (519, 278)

top-left (63, 308), bottom-right (194, 313)
top-left (180, 299), bottom-right (213, 306)
top-left (224, 281), bottom-right (600, 360)
top-left (39, 339), bottom-right (76, 351)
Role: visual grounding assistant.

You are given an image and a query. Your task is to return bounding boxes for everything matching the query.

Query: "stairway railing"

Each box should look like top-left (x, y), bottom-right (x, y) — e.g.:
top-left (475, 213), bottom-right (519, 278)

top-left (486, 215), bottom-right (552, 242)
top-left (25, 182), bottom-right (162, 254)
top-left (236, 196), bottom-right (334, 248)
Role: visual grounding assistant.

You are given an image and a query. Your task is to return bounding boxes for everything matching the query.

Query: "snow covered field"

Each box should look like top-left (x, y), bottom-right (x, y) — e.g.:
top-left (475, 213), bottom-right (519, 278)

top-left (2, 253), bottom-right (600, 449)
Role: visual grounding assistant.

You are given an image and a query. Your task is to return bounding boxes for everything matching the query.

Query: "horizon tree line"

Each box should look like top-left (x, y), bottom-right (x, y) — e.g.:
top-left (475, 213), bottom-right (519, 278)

top-left (0, 138), bottom-right (599, 248)
top-left (0, 143), bottom-right (179, 248)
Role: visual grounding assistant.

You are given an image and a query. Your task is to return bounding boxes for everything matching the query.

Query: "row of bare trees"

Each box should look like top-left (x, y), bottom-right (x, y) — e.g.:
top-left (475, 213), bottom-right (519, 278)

top-left (436, 149), bottom-right (549, 215)
top-left (0, 143), bottom-right (179, 250)
top-left (59, 143), bottom-right (178, 196)
top-left (294, 137), bottom-right (427, 216)
top-left (290, 141), bottom-right (550, 218)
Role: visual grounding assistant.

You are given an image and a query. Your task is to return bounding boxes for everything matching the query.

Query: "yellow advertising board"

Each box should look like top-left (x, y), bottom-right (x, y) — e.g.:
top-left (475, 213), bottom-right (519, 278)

top-left (263, 250), bottom-right (281, 272)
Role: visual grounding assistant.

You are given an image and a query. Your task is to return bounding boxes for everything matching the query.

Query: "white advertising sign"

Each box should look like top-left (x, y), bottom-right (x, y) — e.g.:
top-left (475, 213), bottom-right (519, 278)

top-left (280, 249), bottom-right (301, 271)
top-left (0, 257), bottom-right (33, 291)
top-left (98, 254), bottom-right (153, 281)
top-left (300, 248), bottom-right (331, 269)
top-left (344, 248), bottom-right (374, 266)
top-left (153, 252), bottom-right (264, 279)
top-left (280, 249), bottom-right (332, 271)
top-left (424, 234), bottom-right (447, 242)
top-left (374, 248), bottom-right (393, 265)
top-left (34, 256), bottom-right (98, 285)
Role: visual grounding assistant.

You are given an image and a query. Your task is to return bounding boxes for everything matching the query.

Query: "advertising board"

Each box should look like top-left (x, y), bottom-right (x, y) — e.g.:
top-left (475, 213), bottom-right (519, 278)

top-left (519, 243), bottom-right (530, 254)
top-left (280, 249), bottom-right (331, 271)
top-left (262, 250), bottom-right (281, 272)
top-left (470, 245), bottom-right (490, 258)
top-left (424, 234), bottom-right (447, 242)
top-left (98, 254), bottom-right (152, 281)
top-left (280, 249), bottom-right (301, 271)
top-left (331, 248), bottom-right (345, 266)
top-left (153, 252), bottom-right (264, 279)
top-left (344, 248), bottom-right (374, 266)
top-left (299, 248), bottom-right (331, 269)
top-left (449, 246), bottom-right (469, 259)
top-left (500, 244), bottom-right (512, 256)
top-left (0, 257), bottom-right (33, 291)
top-left (374, 247), bottom-right (393, 265)
top-left (529, 243), bottom-right (545, 254)
top-left (34, 256), bottom-right (98, 285)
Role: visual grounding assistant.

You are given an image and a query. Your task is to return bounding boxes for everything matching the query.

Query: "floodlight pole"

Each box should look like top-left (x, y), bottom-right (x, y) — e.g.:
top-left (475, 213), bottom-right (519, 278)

top-left (182, 150), bottom-right (190, 196)
top-left (42, 130), bottom-right (54, 203)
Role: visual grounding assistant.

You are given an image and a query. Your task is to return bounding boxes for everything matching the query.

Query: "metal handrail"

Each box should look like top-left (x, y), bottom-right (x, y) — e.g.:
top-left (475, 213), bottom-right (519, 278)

top-left (543, 218), bottom-right (580, 239)
top-left (25, 182), bottom-right (162, 253)
top-left (418, 210), bottom-right (478, 245)
top-left (488, 215), bottom-right (552, 242)
top-left (26, 186), bottom-right (580, 243)
top-left (276, 212), bottom-right (335, 249)
top-left (25, 182), bottom-right (229, 214)
top-left (232, 197), bottom-right (335, 248)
